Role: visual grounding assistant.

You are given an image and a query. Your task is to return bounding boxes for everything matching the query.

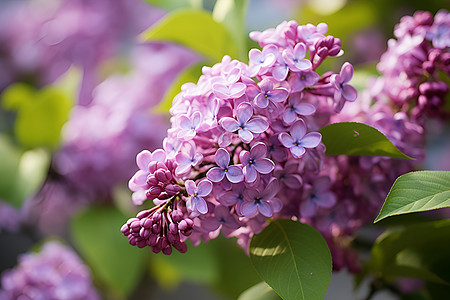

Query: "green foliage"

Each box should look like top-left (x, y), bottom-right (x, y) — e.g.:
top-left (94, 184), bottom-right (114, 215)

top-left (1, 83), bottom-right (73, 149)
top-left (153, 62), bottom-right (205, 113)
top-left (0, 135), bottom-right (50, 208)
top-left (238, 282), bottom-right (282, 300)
top-left (249, 219), bottom-right (332, 300)
top-left (71, 206), bottom-right (147, 299)
top-left (374, 171), bottom-right (450, 223)
top-left (140, 9), bottom-right (239, 62)
top-left (370, 219), bottom-right (450, 285)
top-left (319, 122), bottom-right (412, 159)
top-left (144, 0), bottom-right (202, 11)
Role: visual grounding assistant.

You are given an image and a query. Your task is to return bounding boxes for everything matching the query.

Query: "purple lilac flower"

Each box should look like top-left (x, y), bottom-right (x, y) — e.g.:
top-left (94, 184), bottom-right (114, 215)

top-left (207, 148), bottom-right (244, 184)
top-left (300, 176), bottom-right (337, 217)
top-left (185, 179), bottom-right (213, 215)
top-left (239, 142), bottom-right (275, 183)
top-left (220, 102), bottom-right (269, 143)
top-left (279, 119), bottom-right (322, 158)
top-left (241, 178), bottom-right (282, 217)
top-left (121, 19), bottom-right (359, 262)
top-left (330, 62), bottom-right (358, 112)
top-left (253, 78), bottom-right (289, 108)
top-left (0, 241), bottom-right (99, 300)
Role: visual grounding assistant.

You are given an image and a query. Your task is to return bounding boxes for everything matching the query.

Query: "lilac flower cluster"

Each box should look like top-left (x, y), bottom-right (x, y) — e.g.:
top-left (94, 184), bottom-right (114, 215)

top-left (377, 10), bottom-right (450, 121)
top-left (122, 20), bottom-right (358, 254)
top-left (0, 241), bottom-right (99, 300)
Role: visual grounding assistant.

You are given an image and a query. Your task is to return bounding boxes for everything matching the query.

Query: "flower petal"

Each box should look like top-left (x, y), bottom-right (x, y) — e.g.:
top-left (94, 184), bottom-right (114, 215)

top-left (316, 192), bottom-right (337, 208)
top-left (207, 167), bottom-right (225, 182)
top-left (261, 178), bottom-right (279, 200)
top-left (290, 145), bottom-right (306, 158)
top-left (300, 199), bottom-right (316, 217)
top-left (238, 128), bottom-right (253, 143)
top-left (340, 62), bottom-right (354, 83)
top-left (152, 149), bottom-right (166, 163)
top-left (342, 84), bottom-right (357, 101)
top-left (300, 132), bottom-right (322, 148)
top-left (240, 201), bottom-right (258, 216)
top-left (253, 158), bottom-right (275, 174)
top-left (290, 119), bottom-right (307, 140)
top-left (236, 102), bottom-right (253, 125)
top-left (225, 165), bottom-right (244, 183)
top-left (194, 196), bottom-right (208, 214)
top-left (294, 103), bottom-right (316, 116)
top-left (136, 150), bottom-right (152, 171)
top-left (268, 88), bottom-right (289, 102)
top-left (197, 180), bottom-right (213, 197)
top-left (228, 82), bottom-right (247, 98)
top-left (246, 118), bottom-right (269, 133)
top-left (282, 174), bottom-right (303, 189)
top-left (220, 117), bottom-right (240, 132)
top-left (254, 93), bottom-right (269, 108)
top-left (244, 165), bottom-right (257, 183)
top-left (278, 132), bottom-right (294, 148)
top-left (250, 142), bottom-right (267, 160)
top-left (257, 201), bottom-right (273, 217)
top-left (215, 148), bottom-right (230, 168)
top-left (185, 180), bottom-right (197, 196)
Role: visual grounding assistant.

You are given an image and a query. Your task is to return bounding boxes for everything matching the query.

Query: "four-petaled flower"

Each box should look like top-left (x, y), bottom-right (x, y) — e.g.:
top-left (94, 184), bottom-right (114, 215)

top-left (177, 111), bottom-right (202, 140)
top-left (330, 62), bottom-right (357, 111)
top-left (220, 102), bottom-right (269, 143)
top-left (175, 142), bottom-right (203, 176)
top-left (185, 179), bottom-right (213, 214)
top-left (288, 70), bottom-right (320, 93)
top-left (247, 45), bottom-right (277, 77)
top-left (283, 93), bottom-right (316, 124)
top-left (282, 43), bottom-right (312, 71)
top-left (207, 148), bottom-right (244, 183)
top-left (253, 78), bottom-right (289, 108)
top-left (278, 119), bottom-right (321, 158)
top-left (300, 176), bottom-right (336, 217)
top-left (239, 142), bottom-right (275, 183)
top-left (240, 178), bottom-right (282, 217)
top-left (201, 205), bottom-right (240, 234)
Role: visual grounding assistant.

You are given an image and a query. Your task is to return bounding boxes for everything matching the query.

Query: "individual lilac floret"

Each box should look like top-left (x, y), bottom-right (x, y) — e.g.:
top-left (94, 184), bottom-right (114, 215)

top-left (300, 176), bottom-right (336, 217)
top-left (273, 161), bottom-right (303, 189)
top-left (279, 119), bottom-right (322, 158)
top-left (253, 78), bottom-right (289, 108)
top-left (239, 142), bottom-right (275, 183)
top-left (175, 142), bottom-right (203, 176)
top-left (185, 179), bottom-right (213, 214)
top-left (0, 241), bottom-right (99, 300)
top-left (247, 45), bottom-right (277, 77)
top-left (220, 102), bottom-right (269, 143)
top-left (177, 111), bottom-right (203, 140)
top-left (201, 205), bottom-right (240, 235)
top-left (288, 70), bottom-right (320, 93)
top-left (218, 183), bottom-right (246, 206)
top-left (213, 82), bottom-right (247, 100)
top-left (330, 62), bottom-right (358, 112)
top-left (240, 178), bottom-right (282, 217)
top-left (283, 93), bottom-right (316, 124)
top-left (282, 43), bottom-right (312, 71)
top-left (207, 148), bottom-right (244, 184)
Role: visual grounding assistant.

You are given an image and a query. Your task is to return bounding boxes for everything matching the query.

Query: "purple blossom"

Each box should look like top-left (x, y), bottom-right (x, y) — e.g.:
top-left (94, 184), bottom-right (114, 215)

top-left (273, 162), bottom-right (303, 189)
top-left (272, 54), bottom-right (290, 81)
top-left (283, 93), bottom-right (316, 124)
top-left (247, 45), bottom-right (277, 76)
top-left (207, 148), bottom-right (244, 183)
top-left (201, 205), bottom-right (240, 233)
top-left (175, 142), bottom-right (203, 176)
top-left (253, 78), bottom-right (289, 108)
top-left (185, 179), bottom-right (213, 215)
top-left (212, 82), bottom-right (247, 99)
top-left (267, 134), bottom-right (289, 162)
top-left (0, 241), bottom-right (99, 300)
top-left (240, 178), bottom-right (282, 217)
top-left (218, 183), bottom-right (246, 206)
top-left (330, 62), bottom-right (358, 112)
top-left (279, 119), bottom-right (322, 158)
top-left (300, 176), bottom-right (337, 217)
top-left (239, 142), bottom-right (275, 183)
top-left (288, 70), bottom-right (320, 93)
top-left (282, 43), bottom-right (312, 71)
top-left (177, 111), bottom-right (203, 140)
top-left (220, 102), bottom-right (269, 143)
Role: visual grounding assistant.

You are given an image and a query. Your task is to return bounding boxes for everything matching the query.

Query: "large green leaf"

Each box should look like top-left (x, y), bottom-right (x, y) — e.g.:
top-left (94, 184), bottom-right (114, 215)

top-left (71, 206), bottom-right (147, 299)
top-left (212, 0), bottom-right (248, 61)
top-left (238, 282), bottom-right (282, 300)
top-left (319, 122), bottom-right (412, 159)
top-left (1, 83), bottom-right (73, 149)
top-left (153, 62), bottom-right (205, 113)
top-left (0, 135), bottom-right (50, 208)
top-left (374, 171), bottom-right (450, 223)
top-left (370, 219), bottom-right (450, 285)
top-left (141, 9), bottom-right (239, 61)
top-left (249, 219), bottom-right (332, 300)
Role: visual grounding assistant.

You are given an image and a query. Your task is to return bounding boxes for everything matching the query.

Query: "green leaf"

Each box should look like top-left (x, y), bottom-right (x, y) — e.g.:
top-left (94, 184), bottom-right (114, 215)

top-left (71, 206), bottom-right (147, 298)
top-left (153, 62), bottom-right (205, 113)
top-left (0, 135), bottom-right (50, 208)
top-left (212, 0), bottom-right (248, 61)
top-left (319, 122), bottom-right (412, 159)
top-left (374, 171), bottom-right (450, 223)
top-left (238, 282), bottom-right (282, 300)
top-left (249, 219), bottom-right (332, 300)
top-left (370, 219), bottom-right (450, 285)
top-left (1, 83), bottom-right (73, 149)
top-left (140, 9), bottom-right (239, 61)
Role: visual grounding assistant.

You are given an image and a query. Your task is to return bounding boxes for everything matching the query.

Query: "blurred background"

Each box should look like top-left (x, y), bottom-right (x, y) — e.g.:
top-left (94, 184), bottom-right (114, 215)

top-left (0, 0), bottom-right (447, 299)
